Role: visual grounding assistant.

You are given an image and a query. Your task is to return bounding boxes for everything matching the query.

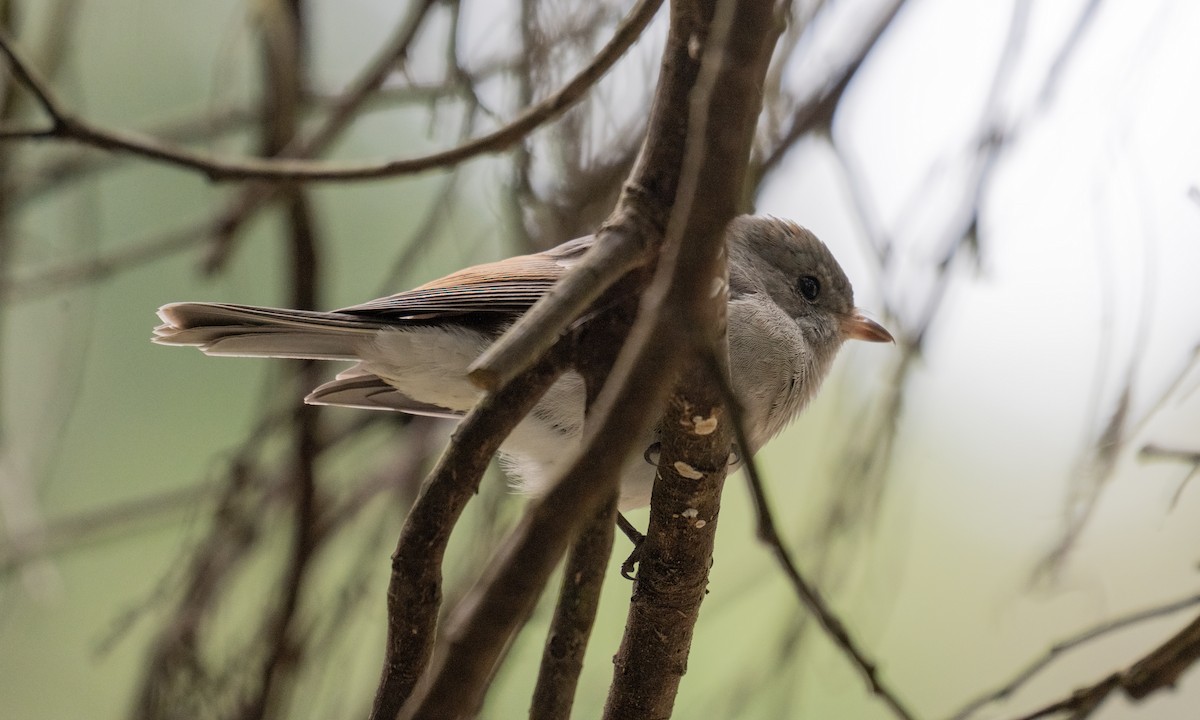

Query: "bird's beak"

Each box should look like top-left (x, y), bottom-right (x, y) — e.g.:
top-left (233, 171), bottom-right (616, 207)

top-left (842, 311), bottom-right (894, 343)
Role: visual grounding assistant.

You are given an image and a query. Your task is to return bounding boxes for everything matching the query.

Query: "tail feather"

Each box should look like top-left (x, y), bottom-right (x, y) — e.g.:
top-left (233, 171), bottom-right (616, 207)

top-left (306, 373), bottom-right (462, 417)
top-left (154, 302), bottom-right (383, 360)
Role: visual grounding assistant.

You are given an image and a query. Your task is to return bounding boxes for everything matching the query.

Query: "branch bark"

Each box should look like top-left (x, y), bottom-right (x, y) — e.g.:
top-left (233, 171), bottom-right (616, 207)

top-left (528, 491), bottom-right (618, 720)
top-left (393, 0), bottom-right (756, 713)
top-left (368, 347), bottom-right (569, 720)
top-left (603, 0), bottom-right (781, 716)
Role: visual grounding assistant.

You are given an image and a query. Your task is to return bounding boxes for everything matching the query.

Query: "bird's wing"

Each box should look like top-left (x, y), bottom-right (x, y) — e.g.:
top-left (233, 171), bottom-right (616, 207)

top-left (337, 235), bottom-right (593, 321)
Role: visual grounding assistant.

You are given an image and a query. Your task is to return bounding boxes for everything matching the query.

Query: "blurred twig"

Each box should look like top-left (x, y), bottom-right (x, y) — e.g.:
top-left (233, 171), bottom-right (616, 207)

top-left (955, 590), bottom-right (1200, 720)
top-left (1007, 609), bottom-right (1200, 720)
top-left (1, 220), bottom-right (209, 302)
top-left (752, 0), bottom-right (908, 190)
top-left (706, 352), bottom-right (916, 720)
top-left (1037, 347), bottom-right (1200, 580)
top-left (201, 0), bottom-right (444, 269)
top-left (0, 480), bottom-right (215, 575)
top-left (238, 4), bottom-right (323, 718)
top-left (951, 591), bottom-right (1200, 720)
top-left (0, 0), bottom-right (663, 182)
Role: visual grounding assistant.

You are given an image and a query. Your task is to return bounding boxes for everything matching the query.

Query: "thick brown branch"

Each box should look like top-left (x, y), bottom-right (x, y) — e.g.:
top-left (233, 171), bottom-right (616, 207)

top-left (367, 348), bottom-right (568, 720)
top-left (0, 0), bottom-right (662, 181)
top-left (393, 0), bottom-right (747, 709)
top-left (396, 213), bottom-right (675, 720)
top-left (529, 490), bottom-right (619, 720)
top-left (602, 356), bottom-right (732, 719)
top-left (603, 0), bottom-right (781, 715)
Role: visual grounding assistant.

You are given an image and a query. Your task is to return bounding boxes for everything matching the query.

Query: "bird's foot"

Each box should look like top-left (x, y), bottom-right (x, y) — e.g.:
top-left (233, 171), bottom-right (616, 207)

top-left (616, 512), bottom-right (645, 581)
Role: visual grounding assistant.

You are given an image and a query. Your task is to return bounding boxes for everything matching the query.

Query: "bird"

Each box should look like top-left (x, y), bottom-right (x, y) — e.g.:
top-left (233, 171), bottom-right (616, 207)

top-left (154, 215), bottom-right (892, 510)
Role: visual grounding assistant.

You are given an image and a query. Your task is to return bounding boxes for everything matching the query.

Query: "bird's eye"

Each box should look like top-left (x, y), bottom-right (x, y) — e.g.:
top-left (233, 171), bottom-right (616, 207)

top-left (797, 275), bottom-right (820, 301)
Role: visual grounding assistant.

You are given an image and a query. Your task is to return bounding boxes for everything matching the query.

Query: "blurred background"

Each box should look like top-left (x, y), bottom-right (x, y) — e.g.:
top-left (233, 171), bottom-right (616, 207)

top-left (1, 0), bottom-right (1198, 718)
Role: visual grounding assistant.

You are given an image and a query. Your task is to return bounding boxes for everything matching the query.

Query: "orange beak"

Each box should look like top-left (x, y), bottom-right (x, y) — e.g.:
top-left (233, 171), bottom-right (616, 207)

top-left (842, 311), bottom-right (894, 343)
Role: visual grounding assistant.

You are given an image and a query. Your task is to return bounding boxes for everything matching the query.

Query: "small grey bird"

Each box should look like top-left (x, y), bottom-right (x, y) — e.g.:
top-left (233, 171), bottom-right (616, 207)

top-left (154, 216), bottom-right (892, 509)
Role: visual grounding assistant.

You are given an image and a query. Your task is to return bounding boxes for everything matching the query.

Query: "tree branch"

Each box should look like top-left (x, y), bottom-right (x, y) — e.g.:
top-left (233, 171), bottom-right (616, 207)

top-left (603, 1), bottom-right (785, 714)
top-left (367, 347), bottom-right (569, 720)
top-left (392, 0), bottom-right (755, 709)
top-left (396, 211), bottom-right (673, 719)
top-left (0, 0), bottom-right (662, 181)
top-left (753, 0), bottom-right (908, 186)
top-left (707, 353), bottom-right (916, 720)
top-left (951, 591), bottom-right (1200, 719)
top-left (529, 491), bottom-right (619, 720)
top-left (1009, 610), bottom-right (1200, 720)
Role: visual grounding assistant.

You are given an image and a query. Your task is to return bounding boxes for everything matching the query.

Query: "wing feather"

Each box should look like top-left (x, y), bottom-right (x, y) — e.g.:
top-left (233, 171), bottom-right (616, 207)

top-left (337, 236), bottom-right (592, 320)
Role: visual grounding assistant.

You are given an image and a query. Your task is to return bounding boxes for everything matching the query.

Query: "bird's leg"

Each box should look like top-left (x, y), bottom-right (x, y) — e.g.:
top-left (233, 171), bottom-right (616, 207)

top-left (617, 439), bottom-right (738, 580)
top-left (616, 512), bottom-right (644, 580)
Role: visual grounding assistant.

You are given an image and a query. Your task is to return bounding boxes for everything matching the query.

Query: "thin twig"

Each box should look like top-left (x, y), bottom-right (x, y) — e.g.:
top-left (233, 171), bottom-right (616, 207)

top-left (704, 352), bottom-right (917, 720)
top-left (0, 0), bottom-right (663, 181)
top-left (0, 28), bottom-right (69, 123)
top-left (240, 7), bottom-right (324, 717)
top-left (1008, 610), bottom-right (1200, 720)
top-left (9, 82), bottom-right (482, 210)
top-left (0, 220), bottom-right (208, 302)
top-left (1009, 674), bottom-right (1121, 720)
top-left (466, 224), bottom-right (651, 391)
top-left (753, 0), bottom-right (908, 186)
top-left (952, 591), bottom-right (1200, 720)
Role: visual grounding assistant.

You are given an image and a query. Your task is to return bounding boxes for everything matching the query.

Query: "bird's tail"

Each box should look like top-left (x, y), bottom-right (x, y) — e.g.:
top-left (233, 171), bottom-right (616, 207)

top-left (153, 302), bottom-right (384, 360)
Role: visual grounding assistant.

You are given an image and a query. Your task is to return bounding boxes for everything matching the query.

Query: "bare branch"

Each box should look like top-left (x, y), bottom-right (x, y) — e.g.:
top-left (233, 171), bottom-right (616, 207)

top-left (396, 216), bottom-right (670, 720)
top-left (0, 0), bottom-right (663, 182)
top-left (0, 27), bottom-right (70, 125)
top-left (952, 591), bottom-right (1200, 720)
top-left (753, 0), bottom-right (908, 185)
top-left (529, 491), bottom-right (618, 720)
top-left (705, 353), bottom-right (917, 720)
top-left (1007, 611), bottom-right (1200, 720)
top-left (466, 227), bottom-right (651, 391)
top-left (604, 0), bottom-right (782, 715)
top-left (368, 347), bottom-right (569, 720)
top-left (394, 0), bottom-right (767, 709)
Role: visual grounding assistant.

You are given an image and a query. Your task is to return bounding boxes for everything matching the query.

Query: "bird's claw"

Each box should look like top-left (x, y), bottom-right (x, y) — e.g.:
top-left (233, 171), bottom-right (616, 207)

top-left (616, 511), bottom-right (645, 581)
top-left (621, 539), bottom-right (644, 581)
